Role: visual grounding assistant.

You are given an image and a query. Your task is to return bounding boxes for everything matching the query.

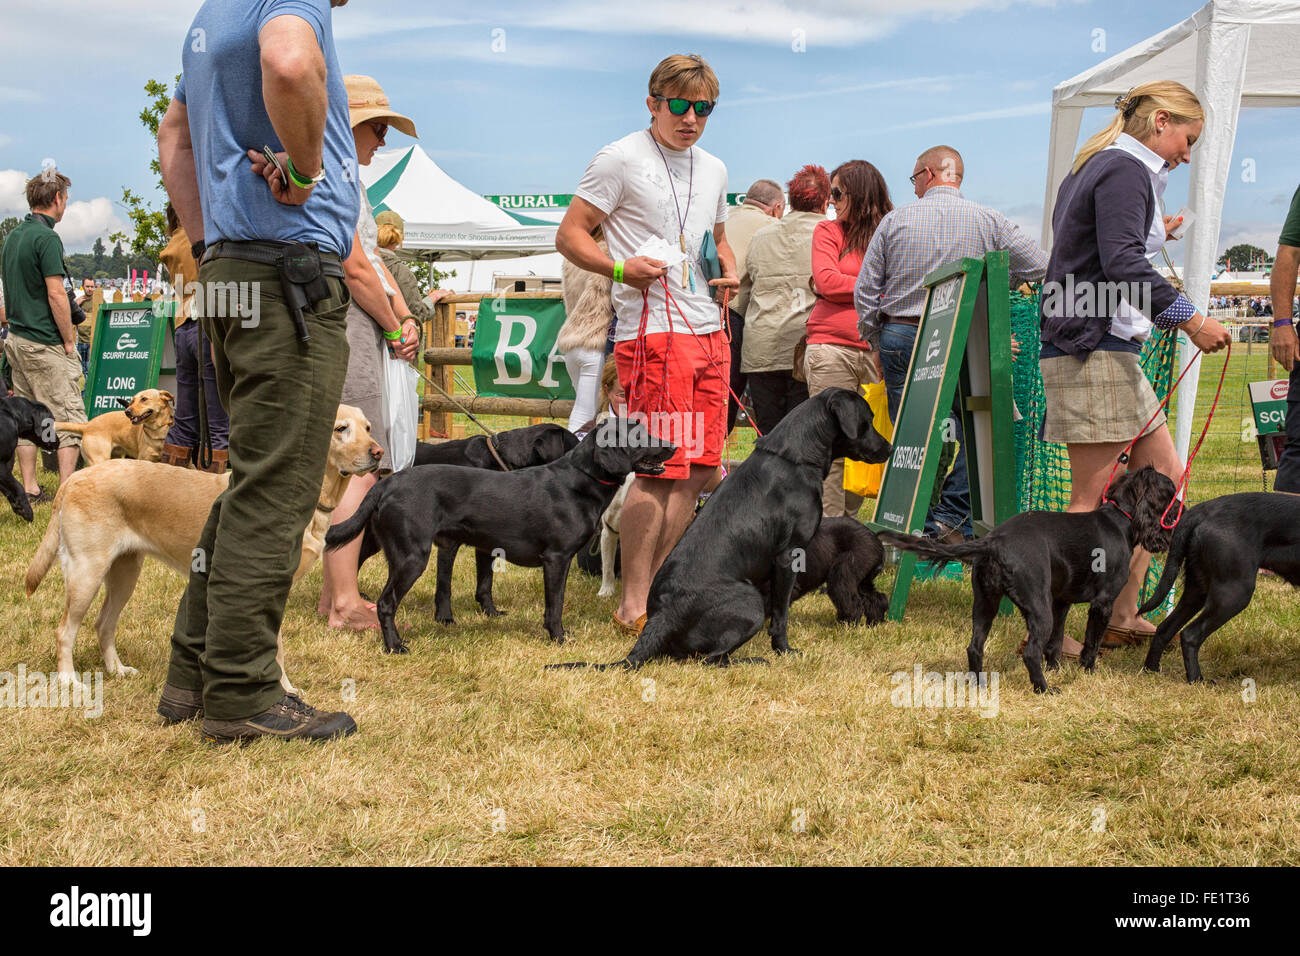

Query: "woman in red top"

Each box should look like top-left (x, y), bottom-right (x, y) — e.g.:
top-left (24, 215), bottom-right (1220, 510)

top-left (805, 159), bottom-right (893, 517)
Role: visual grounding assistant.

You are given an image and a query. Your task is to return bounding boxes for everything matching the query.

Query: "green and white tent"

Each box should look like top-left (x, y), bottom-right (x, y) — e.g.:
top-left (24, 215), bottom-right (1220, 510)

top-left (360, 145), bottom-right (557, 261)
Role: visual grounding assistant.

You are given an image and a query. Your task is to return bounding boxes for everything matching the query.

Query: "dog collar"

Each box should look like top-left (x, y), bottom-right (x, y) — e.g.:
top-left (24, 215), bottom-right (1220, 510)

top-left (574, 464), bottom-right (621, 486)
top-left (315, 502), bottom-right (336, 515)
top-left (1103, 497), bottom-right (1133, 520)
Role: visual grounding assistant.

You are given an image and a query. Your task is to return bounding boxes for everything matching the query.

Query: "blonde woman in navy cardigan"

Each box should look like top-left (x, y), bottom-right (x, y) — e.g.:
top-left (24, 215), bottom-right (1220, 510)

top-left (1040, 80), bottom-right (1231, 656)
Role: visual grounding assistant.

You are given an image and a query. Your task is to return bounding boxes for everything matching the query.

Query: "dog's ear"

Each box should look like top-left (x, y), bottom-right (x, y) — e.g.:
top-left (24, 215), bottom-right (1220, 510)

top-left (1119, 466), bottom-right (1177, 553)
top-left (159, 390), bottom-right (175, 407)
top-left (828, 388), bottom-right (868, 440)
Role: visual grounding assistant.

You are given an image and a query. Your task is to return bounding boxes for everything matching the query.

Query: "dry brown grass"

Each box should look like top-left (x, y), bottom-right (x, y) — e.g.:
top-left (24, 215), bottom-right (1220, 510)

top-left (3, 348), bottom-right (1299, 866)
top-left (3, 513), bottom-right (1299, 865)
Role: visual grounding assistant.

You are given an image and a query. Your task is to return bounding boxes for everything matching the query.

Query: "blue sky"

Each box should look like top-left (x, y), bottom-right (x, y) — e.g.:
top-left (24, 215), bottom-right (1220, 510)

top-left (0, 0), bottom-right (1294, 260)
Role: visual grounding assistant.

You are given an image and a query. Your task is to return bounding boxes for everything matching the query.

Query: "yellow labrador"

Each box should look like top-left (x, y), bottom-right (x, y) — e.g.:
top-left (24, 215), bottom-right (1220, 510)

top-left (55, 388), bottom-right (176, 464)
top-left (26, 405), bottom-right (382, 694)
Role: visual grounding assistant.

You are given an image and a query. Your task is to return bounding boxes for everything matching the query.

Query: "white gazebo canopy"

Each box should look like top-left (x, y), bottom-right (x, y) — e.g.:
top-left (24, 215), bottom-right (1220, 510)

top-left (361, 145), bottom-right (557, 262)
top-left (1042, 0), bottom-right (1300, 459)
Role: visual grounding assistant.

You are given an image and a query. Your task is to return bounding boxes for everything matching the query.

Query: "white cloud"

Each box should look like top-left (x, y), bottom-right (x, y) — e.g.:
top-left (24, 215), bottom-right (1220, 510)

top-left (0, 168), bottom-right (127, 251)
top-left (728, 74), bottom-right (970, 107)
top-left (56, 198), bottom-right (129, 251)
top-left (0, 85), bottom-right (40, 103)
top-left (517, 0), bottom-right (1058, 46)
top-left (871, 101), bottom-right (1051, 133)
top-left (0, 169), bottom-right (28, 216)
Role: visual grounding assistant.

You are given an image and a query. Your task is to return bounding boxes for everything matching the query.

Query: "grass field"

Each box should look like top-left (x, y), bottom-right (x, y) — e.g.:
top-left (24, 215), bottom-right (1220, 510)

top-left (2, 345), bottom-right (1298, 866)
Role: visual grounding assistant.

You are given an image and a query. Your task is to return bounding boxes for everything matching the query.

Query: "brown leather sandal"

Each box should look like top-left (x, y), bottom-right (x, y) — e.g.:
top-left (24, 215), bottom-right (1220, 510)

top-left (613, 612), bottom-right (647, 636)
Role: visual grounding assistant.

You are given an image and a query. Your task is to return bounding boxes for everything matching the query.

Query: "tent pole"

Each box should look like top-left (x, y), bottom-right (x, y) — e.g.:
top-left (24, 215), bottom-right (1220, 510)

top-left (1175, 14), bottom-right (1250, 463)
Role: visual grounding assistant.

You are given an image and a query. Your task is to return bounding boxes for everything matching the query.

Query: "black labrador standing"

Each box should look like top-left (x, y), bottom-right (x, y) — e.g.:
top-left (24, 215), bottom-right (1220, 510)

top-left (326, 418), bottom-right (674, 652)
top-left (413, 423), bottom-right (577, 469)
top-left (358, 423), bottom-right (578, 570)
top-left (880, 466), bottom-right (1177, 693)
top-left (552, 387), bottom-right (892, 668)
top-left (0, 397), bottom-right (58, 521)
top-left (1140, 492), bottom-right (1300, 683)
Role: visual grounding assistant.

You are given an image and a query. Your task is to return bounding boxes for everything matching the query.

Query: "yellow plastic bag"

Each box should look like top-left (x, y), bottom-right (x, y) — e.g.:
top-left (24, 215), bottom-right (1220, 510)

top-left (843, 381), bottom-right (894, 498)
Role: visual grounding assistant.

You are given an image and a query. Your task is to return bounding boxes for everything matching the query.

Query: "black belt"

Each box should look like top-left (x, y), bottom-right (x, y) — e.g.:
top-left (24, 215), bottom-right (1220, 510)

top-left (882, 313), bottom-right (921, 326)
top-left (200, 239), bottom-right (344, 342)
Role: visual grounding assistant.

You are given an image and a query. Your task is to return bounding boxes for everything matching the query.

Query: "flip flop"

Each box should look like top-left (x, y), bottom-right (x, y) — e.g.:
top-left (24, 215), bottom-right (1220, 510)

top-left (613, 612), bottom-right (646, 636)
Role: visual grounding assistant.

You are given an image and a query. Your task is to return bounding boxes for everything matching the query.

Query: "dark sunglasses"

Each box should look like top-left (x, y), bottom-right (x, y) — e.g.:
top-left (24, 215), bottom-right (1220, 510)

top-left (369, 121), bottom-right (389, 139)
top-left (654, 95), bottom-right (715, 117)
top-left (830, 187), bottom-right (844, 201)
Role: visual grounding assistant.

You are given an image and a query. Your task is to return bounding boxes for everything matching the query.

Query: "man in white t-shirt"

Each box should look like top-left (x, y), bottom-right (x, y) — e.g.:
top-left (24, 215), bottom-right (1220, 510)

top-left (557, 53), bottom-right (739, 635)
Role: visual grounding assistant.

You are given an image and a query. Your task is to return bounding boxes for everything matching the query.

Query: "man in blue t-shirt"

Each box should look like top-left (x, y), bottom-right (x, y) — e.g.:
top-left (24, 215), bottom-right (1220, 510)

top-left (155, 0), bottom-right (361, 743)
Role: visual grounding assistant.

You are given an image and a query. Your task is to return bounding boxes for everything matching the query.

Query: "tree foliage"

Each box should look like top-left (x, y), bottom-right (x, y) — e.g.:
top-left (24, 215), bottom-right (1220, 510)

top-left (1217, 243), bottom-right (1271, 272)
top-left (111, 77), bottom-right (176, 263)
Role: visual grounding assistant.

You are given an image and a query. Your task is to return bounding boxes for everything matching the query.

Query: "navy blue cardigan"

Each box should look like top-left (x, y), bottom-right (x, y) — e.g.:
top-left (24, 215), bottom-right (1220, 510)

top-left (1040, 149), bottom-right (1194, 355)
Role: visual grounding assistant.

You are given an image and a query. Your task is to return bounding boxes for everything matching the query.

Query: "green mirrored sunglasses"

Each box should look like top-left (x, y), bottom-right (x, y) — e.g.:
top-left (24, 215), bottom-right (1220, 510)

top-left (654, 95), bottom-right (716, 117)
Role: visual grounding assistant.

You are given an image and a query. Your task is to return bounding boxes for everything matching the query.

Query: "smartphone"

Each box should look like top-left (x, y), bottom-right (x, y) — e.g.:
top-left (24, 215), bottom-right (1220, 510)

top-left (1169, 205), bottom-right (1194, 240)
top-left (261, 146), bottom-right (288, 192)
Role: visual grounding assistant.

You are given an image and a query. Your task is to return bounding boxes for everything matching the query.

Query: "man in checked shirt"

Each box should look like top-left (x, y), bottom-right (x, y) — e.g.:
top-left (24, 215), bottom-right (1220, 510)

top-left (855, 145), bottom-right (1047, 543)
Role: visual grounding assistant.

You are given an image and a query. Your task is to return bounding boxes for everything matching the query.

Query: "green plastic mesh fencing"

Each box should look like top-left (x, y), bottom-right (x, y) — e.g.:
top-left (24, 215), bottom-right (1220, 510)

top-left (1010, 288), bottom-right (1177, 608)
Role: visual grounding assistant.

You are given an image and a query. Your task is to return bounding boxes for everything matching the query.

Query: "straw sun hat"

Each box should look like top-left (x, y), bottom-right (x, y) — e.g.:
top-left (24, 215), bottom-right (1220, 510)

top-left (344, 75), bottom-right (418, 137)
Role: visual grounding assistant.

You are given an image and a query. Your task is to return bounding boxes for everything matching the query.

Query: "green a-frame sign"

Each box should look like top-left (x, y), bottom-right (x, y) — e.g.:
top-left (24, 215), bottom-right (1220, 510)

top-left (866, 250), bottom-right (1017, 620)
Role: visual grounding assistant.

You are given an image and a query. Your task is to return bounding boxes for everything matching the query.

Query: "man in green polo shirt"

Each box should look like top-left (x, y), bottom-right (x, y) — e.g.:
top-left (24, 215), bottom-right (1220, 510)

top-left (1269, 185), bottom-right (1300, 491)
top-left (0, 169), bottom-right (84, 501)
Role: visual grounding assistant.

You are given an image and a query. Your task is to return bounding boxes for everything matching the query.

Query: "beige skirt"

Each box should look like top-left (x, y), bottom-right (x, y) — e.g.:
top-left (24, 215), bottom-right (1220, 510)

top-left (1040, 350), bottom-right (1165, 444)
top-left (342, 300), bottom-right (392, 471)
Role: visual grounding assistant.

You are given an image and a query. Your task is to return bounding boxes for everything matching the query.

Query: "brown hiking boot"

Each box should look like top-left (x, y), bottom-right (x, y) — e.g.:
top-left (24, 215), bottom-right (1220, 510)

top-left (157, 683), bottom-right (203, 723)
top-left (200, 693), bottom-right (356, 745)
top-left (159, 442), bottom-right (192, 468)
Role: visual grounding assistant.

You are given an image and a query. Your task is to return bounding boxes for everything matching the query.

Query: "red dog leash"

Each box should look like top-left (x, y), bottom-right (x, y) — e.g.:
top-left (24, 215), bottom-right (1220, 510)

top-left (1100, 340), bottom-right (1230, 529)
top-left (628, 277), bottom-right (762, 439)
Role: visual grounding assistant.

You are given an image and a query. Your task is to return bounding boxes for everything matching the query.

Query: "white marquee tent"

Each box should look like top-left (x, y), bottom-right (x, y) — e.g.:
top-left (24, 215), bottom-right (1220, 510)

top-left (360, 145), bottom-right (557, 263)
top-left (1042, 0), bottom-right (1300, 459)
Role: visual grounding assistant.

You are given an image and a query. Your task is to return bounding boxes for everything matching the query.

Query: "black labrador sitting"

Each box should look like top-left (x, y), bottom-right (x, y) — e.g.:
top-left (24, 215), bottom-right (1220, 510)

top-left (552, 387), bottom-right (892, 669)
top-left (326, 418), bottom-right (674, 652)
top-left (359, 424), bottom-right (579, 571)
top-left (785, 516), bottom-right (889, 626)
top-left (880, 466), bottom-right (1176, 693)
top-left (0, 397), bottom-right (58, 522)
top-left (1140, 492), bottom-right (1300, 683)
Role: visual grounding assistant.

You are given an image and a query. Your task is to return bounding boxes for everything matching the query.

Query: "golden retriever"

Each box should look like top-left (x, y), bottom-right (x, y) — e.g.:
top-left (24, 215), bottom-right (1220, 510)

top-left (26, 405), bottom-right (382, 694)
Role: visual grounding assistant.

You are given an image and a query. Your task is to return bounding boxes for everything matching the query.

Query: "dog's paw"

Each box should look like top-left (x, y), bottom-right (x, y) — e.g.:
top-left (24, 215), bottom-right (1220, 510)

top-left (597, 586), bottom-right (615, 598)
top-left (384, 640), bottom-right (410, 654)
top-left (435, 614), bottom-right (454, 626)
top-left (773, 645), bottom-right (801, 655)
top-left (480, 607), bottom-right (506, 618)
top-left (110, 664), bottom-right (139, 678)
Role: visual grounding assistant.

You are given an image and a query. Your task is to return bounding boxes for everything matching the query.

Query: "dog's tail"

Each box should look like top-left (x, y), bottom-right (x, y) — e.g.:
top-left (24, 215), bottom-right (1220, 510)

top-left (1137, 512), bottom-right (1196, 617)
top-left (877, 530), bottom-right (988, 566)
top-left (51, 420), bottom-right (90, 435)
top-left (324, 482), bottom-right (384, 552)
top-left (25, 483), bottom-right (69, 596)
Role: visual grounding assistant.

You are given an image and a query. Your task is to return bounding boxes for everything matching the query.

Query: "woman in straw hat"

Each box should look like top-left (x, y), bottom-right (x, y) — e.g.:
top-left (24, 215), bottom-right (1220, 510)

top-left (318, 74), bottom-right (421, 631)
top-left (1039, 80), bottom-right (1230, 657)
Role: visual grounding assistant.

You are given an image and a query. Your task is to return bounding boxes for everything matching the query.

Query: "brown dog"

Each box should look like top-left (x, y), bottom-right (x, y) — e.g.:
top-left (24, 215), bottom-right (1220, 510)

top-left (26, 404), bottom-right (383, 694)
top-left (55, 388), bottom-right (176, 465)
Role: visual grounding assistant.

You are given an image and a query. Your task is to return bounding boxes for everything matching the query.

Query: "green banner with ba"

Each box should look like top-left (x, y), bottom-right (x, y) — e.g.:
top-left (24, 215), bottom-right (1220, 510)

top-left (471, 296), bottom-right (575, 399)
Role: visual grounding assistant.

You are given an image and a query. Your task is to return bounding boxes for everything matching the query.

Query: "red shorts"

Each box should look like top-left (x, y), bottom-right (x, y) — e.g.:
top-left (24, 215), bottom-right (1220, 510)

top-left (613, 329), bottom-right (730, 480)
